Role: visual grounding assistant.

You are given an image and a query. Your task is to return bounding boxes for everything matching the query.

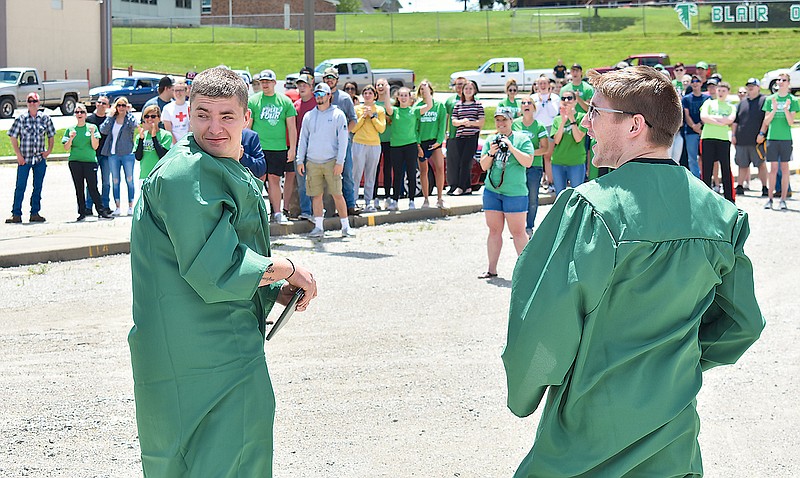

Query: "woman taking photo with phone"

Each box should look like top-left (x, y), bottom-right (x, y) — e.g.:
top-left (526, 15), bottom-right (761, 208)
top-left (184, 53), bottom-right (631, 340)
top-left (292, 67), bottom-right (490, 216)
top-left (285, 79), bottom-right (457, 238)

top-left (100, 96), bottom-right (138, 216)
top-left (478, 107), bottom-right (533, 279)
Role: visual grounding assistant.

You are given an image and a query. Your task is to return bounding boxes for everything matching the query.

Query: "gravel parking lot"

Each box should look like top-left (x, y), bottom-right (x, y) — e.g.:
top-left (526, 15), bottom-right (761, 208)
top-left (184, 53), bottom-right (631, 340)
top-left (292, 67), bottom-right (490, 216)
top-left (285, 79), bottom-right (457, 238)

top-left (0, 185), bottom-right (798, 477)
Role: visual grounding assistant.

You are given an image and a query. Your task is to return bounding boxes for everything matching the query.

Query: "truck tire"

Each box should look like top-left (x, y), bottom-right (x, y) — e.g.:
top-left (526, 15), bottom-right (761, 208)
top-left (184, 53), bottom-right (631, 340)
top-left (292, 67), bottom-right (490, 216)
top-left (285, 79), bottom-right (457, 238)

top-left (0, 97), bottom-right (15, 119)
top-left (769, 80), bottom-right (779, 93)
top-left (60, 95), bottom-right (77, 116)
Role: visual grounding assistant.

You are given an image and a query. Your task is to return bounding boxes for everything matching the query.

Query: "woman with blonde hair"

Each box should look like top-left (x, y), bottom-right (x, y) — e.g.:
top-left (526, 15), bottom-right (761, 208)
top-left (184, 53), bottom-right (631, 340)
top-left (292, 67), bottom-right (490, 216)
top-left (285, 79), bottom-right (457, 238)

top-left (415, 80), bottom-right (447, 208)
top-left (100, 96), bottom-right (138, 216)
top-left (134, 104), bottom-right (173, 184)
top-left (498, 78), bottom-right (521, 118)
top-left (351, 84), bottom-right (386, 212)
top-left (512, 95), bottom-right (550, 236)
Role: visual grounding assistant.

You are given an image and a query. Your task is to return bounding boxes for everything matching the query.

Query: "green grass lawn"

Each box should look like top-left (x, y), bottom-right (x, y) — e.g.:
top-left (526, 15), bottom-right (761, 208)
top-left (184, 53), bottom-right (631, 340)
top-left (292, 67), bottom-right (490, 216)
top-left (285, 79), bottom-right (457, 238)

top-left (0, 129), bottom-right (68, 156)
top-left (114, 29), bottom-right (796, 94)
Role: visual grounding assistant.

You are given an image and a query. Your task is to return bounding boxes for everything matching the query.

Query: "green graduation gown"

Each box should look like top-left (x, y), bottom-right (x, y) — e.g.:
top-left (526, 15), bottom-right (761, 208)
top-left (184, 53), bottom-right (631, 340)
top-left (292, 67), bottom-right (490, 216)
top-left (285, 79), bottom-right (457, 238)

top-left (503, 160), bottom-right (764, 477)
top-left (129, 134), bottom-right (282, 477)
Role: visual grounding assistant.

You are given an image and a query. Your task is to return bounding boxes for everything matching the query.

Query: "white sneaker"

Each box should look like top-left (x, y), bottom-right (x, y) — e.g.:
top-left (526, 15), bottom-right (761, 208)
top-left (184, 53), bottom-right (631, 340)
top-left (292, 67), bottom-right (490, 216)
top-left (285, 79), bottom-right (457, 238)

top-left (408, 201), bottom-right (416, 210)
top-left (779, 200), bottom-right (788, 210)
top-left (112, 208), bottom-right (121, 216)
top-left (388, 199), bottom-right (399, 211)
top-left (341, 228), bottom-right (356, 237)
top-left (764, 199), bottom-right (773, 209)
top-left (364, 205), bottom-right (377, 213)
top-left (421, 200), bottom-right (430, 209)
top-left (273, 212), bottom-right (291, 225)
top-left (436, 199), bottom-right (445, 208)
top-left (382, 199), bottom-right (391, 210)
top-left (298, 213), bottom-right (314, 222)
top-left (373, 199), bottom-right (381, 210)
top-left (308, 227), bottom-right (324, 238)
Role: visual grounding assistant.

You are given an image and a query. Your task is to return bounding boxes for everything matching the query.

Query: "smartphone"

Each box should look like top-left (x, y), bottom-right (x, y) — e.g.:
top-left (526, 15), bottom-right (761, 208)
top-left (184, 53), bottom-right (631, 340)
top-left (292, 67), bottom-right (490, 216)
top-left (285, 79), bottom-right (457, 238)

top-left (266, 288), bottom-right (304, 341)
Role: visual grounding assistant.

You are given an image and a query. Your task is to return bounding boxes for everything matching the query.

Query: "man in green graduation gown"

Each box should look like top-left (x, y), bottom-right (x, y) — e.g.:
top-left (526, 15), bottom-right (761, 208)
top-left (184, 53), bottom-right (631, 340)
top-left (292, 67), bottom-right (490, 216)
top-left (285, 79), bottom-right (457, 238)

top-left (129, 67), bottom-right (318, 477)
top-left (503, 66), bottom-right (764, 477)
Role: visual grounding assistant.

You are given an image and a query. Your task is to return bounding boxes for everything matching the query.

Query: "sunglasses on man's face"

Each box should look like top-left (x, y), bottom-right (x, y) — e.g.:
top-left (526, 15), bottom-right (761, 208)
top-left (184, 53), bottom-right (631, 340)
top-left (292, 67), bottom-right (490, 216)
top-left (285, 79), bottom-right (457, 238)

top-left (691, 80), bottom-right (701, 84)
top-left (27, 99), bottom-right (40, 104)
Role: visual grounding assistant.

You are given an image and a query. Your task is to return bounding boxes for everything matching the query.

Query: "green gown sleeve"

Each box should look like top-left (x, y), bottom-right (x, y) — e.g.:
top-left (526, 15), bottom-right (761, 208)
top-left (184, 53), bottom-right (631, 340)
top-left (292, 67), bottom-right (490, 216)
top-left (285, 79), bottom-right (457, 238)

top-left (502, 190), bottom-right (615, 417)
top-left (148, 168), bottom-right (273, 305)
top-left (699, 210), bottom-right (764, 371)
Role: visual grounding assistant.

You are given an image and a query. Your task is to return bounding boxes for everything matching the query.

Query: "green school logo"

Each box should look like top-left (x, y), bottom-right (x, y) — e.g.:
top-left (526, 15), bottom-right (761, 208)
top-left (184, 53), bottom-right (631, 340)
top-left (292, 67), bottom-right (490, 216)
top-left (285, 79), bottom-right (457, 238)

top-left (675, 2), bottom-right (698, 30)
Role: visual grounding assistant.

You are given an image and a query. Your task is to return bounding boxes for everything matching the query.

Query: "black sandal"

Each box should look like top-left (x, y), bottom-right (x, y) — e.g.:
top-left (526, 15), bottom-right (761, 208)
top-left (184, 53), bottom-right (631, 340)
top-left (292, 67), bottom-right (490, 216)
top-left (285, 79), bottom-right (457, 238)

top-left (478, 272), bottom-right (498, 279)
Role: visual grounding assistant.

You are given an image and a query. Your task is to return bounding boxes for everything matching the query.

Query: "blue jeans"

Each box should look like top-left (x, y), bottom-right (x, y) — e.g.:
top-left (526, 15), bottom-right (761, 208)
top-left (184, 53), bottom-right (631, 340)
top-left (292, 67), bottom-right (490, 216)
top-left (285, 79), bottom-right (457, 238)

top-left (11, 160), bottom-right (47, 216)
top-left (85, 154), bottom-right (110, 211)
top-left (551, 163), bottom-right (585, 195)
top-left (109, 153), bottom-right (136, 205)
top-left (526, 166), bottom-right (544, 230)
top-left (684, 134), bottom-right (701, 178)
top-left (341, 138), bottom-right (356, 208)
top-left (295, 167), bottom-right (312, 216)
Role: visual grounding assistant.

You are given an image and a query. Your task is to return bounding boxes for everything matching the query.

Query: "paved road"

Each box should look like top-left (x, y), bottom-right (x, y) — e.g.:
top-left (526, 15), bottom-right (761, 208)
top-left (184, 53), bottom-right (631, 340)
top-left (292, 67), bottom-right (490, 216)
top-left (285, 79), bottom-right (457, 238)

top-left (0, 178), bottom-right (798, 476)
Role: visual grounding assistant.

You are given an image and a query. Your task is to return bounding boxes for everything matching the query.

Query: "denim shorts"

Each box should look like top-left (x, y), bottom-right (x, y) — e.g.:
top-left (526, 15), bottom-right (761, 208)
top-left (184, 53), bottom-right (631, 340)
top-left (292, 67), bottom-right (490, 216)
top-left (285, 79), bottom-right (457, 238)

top-left (482, 188), bottom-right (527, 213)
top-left (419, 139), bottom-right (441, 161)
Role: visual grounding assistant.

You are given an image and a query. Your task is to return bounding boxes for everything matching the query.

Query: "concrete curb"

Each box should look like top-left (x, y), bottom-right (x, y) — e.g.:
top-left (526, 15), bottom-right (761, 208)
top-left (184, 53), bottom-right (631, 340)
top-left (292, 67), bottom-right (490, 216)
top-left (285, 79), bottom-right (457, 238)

top-left (0, 194), bottom-right (556, 268)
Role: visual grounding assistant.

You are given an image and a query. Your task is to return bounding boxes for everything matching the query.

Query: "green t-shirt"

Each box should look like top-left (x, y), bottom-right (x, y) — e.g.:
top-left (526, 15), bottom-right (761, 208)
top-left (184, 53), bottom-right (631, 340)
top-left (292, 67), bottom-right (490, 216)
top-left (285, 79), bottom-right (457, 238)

top-left (762, 93), bottom-right (800, 140)
top-left (551, 113), bottom-right (588, 166)
top-left (135, 129), bottom-right (173, 179)
top-left (445, 93), bottom-right (459, 139)
top-left (481, 131), bottom-right (534, 197)
top-left (247, 92), bottom-right (297, 150)
top-left (62, 124), bottom-right (100, 163)
top-left (416, 100), bottom-right (447, 144)
top-left (377, 100), bottom-right (392, 143)
top-left (512, 117), bottom-right (548, 168)
top-left (498, 98), bottom-right (522, 119)
top-left (560, 82), bottom-right (594, 113)
top-left (700, 98), bottom-right (735, 141)
top-left (389, 105), bottom-right (422, 147)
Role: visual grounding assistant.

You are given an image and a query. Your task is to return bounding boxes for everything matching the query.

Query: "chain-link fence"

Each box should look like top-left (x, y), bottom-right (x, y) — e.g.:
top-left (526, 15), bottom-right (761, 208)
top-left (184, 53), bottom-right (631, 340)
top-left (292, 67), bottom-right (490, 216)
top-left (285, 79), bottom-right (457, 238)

top-left (112, 2), bottom-right (800, 45)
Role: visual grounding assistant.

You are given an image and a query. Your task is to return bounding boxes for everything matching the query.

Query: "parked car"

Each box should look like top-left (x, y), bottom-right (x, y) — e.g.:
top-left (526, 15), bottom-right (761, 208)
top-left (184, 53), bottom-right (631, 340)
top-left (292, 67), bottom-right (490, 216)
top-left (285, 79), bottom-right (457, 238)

top-left (0, 67), bottom-right (89, 118)
top-left (449, 58), bottom-right (554, 93)
top-left (87, 75), bottom-right (161, 112)
top-left (761, 60), bottom-right (800, 94)
top-left (286, 58), bottom-right (415, 96)
top-left (592, 54), bottom-right (716, 77)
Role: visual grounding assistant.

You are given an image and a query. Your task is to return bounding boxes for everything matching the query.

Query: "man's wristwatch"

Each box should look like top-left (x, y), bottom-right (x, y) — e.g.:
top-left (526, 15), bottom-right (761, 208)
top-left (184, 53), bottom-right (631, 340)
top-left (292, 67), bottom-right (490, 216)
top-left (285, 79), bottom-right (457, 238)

top-left (371, 113), bottom-right (377, 119)
top-left (758, 131), bottom-right (766, 137)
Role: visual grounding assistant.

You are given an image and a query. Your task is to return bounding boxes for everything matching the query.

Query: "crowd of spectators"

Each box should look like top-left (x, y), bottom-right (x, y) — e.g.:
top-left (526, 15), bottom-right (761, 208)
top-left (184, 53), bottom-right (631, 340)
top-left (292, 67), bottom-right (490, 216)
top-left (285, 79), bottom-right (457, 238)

top-left (4, 60), bottom-right (796, 228)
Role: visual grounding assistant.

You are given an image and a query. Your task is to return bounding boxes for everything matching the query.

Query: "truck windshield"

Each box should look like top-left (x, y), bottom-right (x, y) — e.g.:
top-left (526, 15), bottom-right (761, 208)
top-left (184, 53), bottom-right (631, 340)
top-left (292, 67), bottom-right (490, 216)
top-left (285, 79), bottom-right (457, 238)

top-left (109, 78), bottom-right (136, 88)
top-left (0, 71), bottom-right (20, 84)
top-left (316, 62), bottom-right (334, 73)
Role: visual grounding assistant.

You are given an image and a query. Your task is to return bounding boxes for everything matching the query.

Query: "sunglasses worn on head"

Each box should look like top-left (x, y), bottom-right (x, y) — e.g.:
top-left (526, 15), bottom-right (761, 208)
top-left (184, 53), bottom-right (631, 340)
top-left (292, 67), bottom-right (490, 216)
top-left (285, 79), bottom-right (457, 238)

top-left (143, 114), bottom-right (158, 119)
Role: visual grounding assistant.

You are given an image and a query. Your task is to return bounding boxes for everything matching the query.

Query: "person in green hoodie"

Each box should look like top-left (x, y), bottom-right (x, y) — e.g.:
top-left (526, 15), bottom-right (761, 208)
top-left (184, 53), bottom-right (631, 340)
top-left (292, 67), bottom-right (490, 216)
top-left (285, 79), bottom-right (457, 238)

top-left (503, 66), bottom-right (763, 478)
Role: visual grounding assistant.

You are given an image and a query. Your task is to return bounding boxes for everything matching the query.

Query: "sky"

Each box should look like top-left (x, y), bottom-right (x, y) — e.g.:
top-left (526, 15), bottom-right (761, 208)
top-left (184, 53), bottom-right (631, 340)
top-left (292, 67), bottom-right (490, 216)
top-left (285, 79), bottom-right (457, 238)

top-left (400, 0), bottom-right (475, 13)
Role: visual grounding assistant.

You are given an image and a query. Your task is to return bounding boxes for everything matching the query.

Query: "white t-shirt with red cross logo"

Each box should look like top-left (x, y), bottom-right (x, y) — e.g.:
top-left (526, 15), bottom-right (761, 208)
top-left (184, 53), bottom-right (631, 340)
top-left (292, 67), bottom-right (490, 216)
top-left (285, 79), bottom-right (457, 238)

top-left (162, 101), bottom-right (190, 142)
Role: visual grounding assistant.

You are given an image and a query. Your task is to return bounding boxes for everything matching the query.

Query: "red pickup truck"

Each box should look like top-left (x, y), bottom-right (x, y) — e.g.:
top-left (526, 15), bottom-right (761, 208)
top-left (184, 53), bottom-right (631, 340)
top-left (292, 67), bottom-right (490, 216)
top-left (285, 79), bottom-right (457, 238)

top-left (593, 54), bottom-right (717, 78)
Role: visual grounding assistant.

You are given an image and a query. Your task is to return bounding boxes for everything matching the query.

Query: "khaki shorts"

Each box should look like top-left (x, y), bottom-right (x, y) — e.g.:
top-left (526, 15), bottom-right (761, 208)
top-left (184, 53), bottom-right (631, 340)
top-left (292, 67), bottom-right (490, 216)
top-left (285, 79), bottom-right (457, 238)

top-left (305, 160), bottom-right (343, 197)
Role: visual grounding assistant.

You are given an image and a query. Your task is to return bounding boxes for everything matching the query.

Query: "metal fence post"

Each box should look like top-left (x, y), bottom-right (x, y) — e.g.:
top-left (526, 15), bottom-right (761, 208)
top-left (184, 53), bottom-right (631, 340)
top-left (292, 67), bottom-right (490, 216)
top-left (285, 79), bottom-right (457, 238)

top-left (390, 13), bottom-right (394, 43)
top-left (129, 25), bottom-right (133, 44)
top-left (642, 5), bottom-right (646, 37)
top-left (538, 9), bottom-right (542, 41)
top-left (344, 13), bottom-right (347, 43)
top-left (436, 11), bottom-right (440, 42)
top-left (170, 17), bottom-right (173, 44)
top-left (485, 9), bottom-right (490, 42)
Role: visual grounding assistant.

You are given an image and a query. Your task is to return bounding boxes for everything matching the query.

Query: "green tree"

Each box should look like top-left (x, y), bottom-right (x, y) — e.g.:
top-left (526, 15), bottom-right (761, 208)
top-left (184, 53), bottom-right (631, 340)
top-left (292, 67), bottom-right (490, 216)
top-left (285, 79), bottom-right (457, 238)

top-left (337, 0), bottom-right (362, 13)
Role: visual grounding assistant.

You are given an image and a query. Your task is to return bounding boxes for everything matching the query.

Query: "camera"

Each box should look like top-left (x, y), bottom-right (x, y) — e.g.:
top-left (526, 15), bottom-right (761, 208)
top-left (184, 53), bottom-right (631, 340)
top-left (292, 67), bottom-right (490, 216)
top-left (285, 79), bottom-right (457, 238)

top-left (493, 134), bottom-right (509, 153)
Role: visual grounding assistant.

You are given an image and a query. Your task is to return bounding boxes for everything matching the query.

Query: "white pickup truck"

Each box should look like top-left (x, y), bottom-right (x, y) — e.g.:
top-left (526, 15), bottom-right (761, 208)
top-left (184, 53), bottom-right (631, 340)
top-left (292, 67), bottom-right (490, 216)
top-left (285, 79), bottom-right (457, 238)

top-left (449, 57), bottom-right (554, 93)
top-left (286, 58), bottom-right (415, 96)
top-left (761, 60), bottom-right (800, 94)
top-left (0, 67), bottom-right (89, 119)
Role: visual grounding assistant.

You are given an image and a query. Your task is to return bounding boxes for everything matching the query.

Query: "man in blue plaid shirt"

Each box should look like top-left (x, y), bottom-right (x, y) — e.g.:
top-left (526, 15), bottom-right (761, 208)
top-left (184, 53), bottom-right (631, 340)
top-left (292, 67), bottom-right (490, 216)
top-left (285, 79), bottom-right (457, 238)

top-left (6, 92), bottom-right (56, 223)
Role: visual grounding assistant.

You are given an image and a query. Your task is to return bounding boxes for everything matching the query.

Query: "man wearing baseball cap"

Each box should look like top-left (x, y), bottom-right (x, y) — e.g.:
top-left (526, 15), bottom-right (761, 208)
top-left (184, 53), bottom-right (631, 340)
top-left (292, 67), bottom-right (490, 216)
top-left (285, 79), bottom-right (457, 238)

top-left (143, 76), bottom-right (174, 115)
top-left (6, 92), bottom-right (56, 223)
top-left (560, 63), bottom-right (593, 114)
top-left (322, 67), bottom-right (361, 216)
top-left (732, 78), bottom-right (768, 197)
top-left (296, 83), bottom-right (355, 238)
top-left (248, 68), bottom-right (297, 225)
top-left (290, 73), bottom-right (317, 221)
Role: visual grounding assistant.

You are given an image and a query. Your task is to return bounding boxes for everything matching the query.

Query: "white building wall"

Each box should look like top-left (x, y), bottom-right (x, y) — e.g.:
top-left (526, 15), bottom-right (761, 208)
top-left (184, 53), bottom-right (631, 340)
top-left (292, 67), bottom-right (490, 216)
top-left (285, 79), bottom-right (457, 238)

top-left (5, 0), bottom-right (103, 87)
top-left (112, 0), bottom-right (202, 26)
